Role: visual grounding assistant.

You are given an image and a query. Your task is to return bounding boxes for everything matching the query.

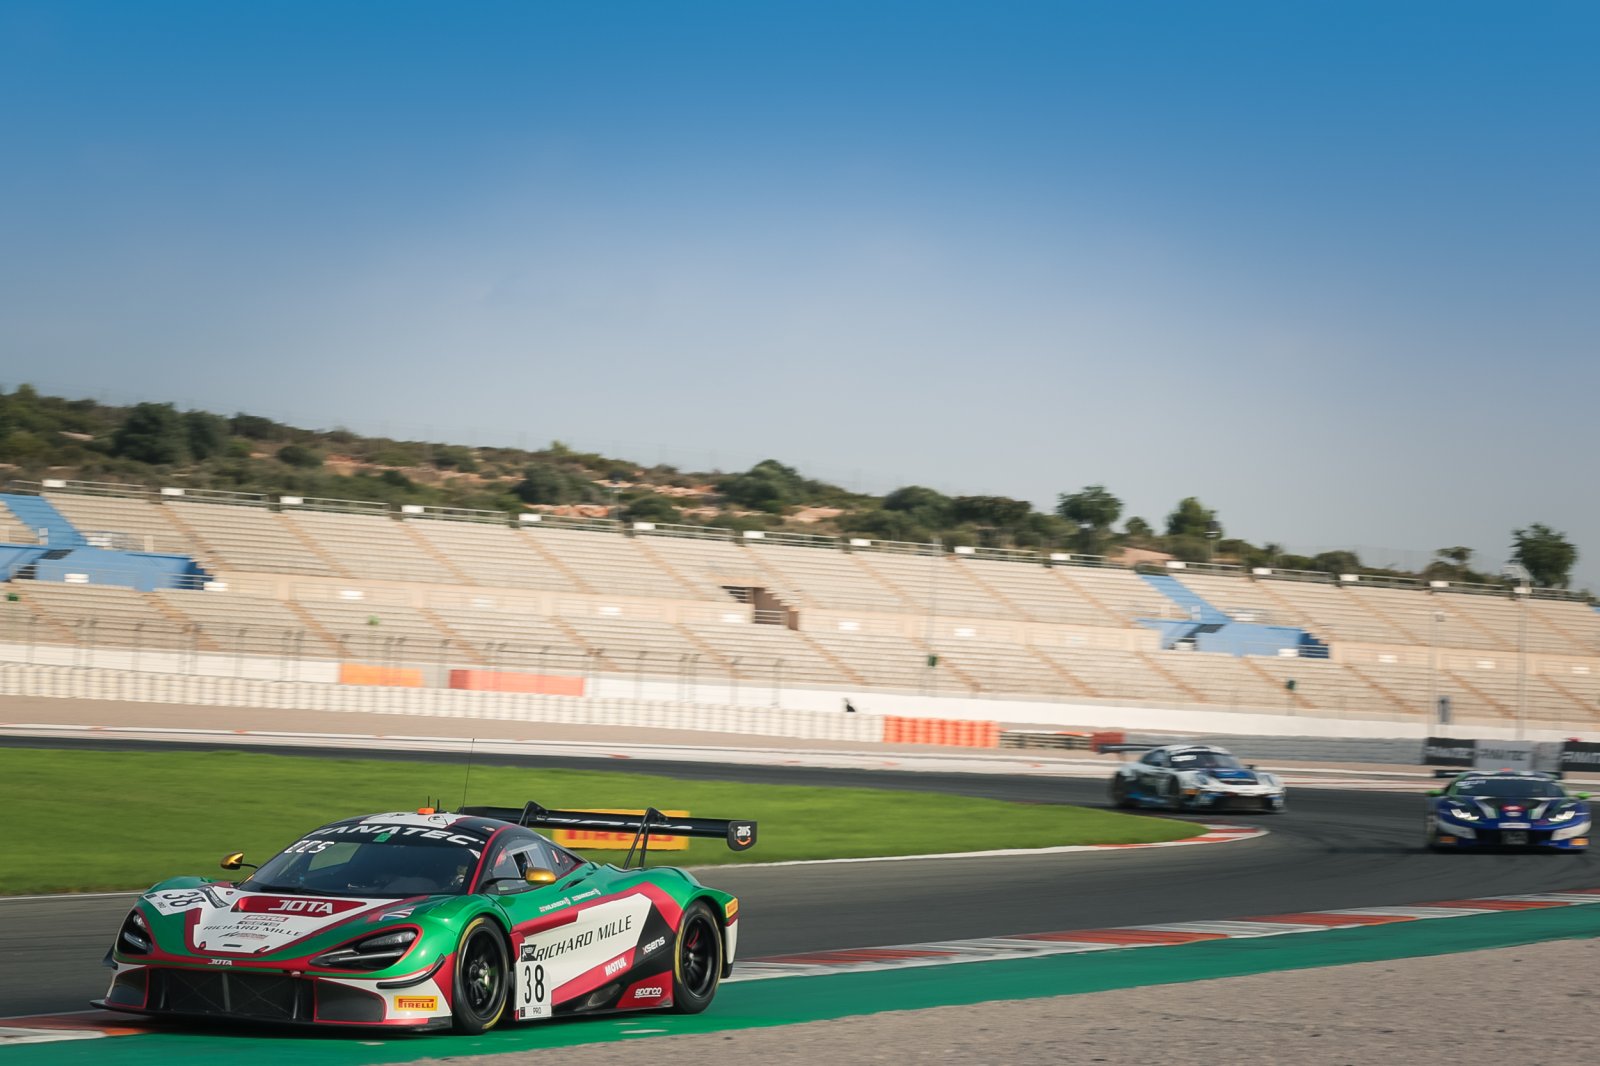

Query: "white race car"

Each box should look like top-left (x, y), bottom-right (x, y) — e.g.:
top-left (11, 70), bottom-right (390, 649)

top-left (1108, 744), bottom-right (1286, 813)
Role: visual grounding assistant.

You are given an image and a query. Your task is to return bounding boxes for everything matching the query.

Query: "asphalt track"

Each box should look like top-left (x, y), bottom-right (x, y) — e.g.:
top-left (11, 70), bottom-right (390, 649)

top-left (2, 737), bottom-right (1596, 1020)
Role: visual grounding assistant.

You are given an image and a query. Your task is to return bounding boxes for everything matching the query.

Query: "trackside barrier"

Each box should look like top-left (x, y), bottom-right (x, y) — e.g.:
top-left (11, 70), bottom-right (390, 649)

top-left (338, 663), bottom-right (425, 687)
top-left (0, 663), bottom-right (889, 746)
top-left (448, 669), bottom-right (585, 696)
top-left (883, 715), bottom-right (1000, 748)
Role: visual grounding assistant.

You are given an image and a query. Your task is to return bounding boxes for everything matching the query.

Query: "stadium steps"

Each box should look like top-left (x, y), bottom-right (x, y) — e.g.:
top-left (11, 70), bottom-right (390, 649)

top-left (282, 602), bottom-right (346, 656)
top-left (279, 515), bottom-right (354, 579)
top-left (160, 503), bottom-right (225, 572)
top-left (631, 537), bottom-right (713, 599)
top-left (1134, 650), bottom-right (1207, 703)
top-left (1525, 604), bottom-right (1587, 652)
top-left (1343, 589), bottom-right (1433, 645)
top-left (1139, 573), bottom-right (1230, 624)
top-left (1539, 672), bottom-right (1599, 723)
top-left (927, 640), bottom-right (982, 693)
top-left (398, 523), bottom-right (476, 586)
top-left (516, 532), bottom-right (594, 594)
top-left (942, 558), bottom-right (1035, 620)
top-left (1446, 601), bottom-right (1506, 648)
top-left (0, 494), bottom-right (86, 548)
top-left (415, 605), bottom-right (486, 665)
top-left (791, 630), bottom-right (867, 686)
top-left (8, 593), bottom-right (76, 644)
top-left (1024, 645), bottom-right (1100, 698)
top-left (1441, 669), bottom-right (1512, 719)
top-left (1344, 664), bottom-right (1424, 716)
top-left (1239, 655), bottom-right (1314, 712)
top-left (1045, 569), bottom-right (1121, 625)
top-left (144, 592), bottom-right (222, 651)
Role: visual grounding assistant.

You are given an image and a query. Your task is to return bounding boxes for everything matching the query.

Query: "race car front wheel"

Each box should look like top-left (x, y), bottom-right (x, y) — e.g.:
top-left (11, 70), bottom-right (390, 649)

top-left (1109, 777), bottom-right (1134, 809)
top-left (452, 917), bottom-right (510, 1034)
top-left (670, 901), bottom-right (723, 1015)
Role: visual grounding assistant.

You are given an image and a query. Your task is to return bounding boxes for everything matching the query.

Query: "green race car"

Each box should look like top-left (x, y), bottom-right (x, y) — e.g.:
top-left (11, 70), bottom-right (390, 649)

top-left (96, 802), bottom-right (755, 1032)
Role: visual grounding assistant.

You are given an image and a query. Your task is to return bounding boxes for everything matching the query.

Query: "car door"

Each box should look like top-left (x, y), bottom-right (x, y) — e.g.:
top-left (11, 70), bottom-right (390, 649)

top-left (1137, 750), bottom-right (1169, 795)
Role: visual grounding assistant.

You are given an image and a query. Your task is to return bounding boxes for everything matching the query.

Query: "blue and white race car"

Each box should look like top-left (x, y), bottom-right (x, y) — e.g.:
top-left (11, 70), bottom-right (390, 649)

top-left (1426, 770), bottom-right (1590, 851)
top-left (1108, 744), bottom-right (1286, 813)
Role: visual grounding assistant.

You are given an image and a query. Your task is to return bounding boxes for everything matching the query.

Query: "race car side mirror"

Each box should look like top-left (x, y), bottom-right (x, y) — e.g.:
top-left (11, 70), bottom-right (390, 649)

top-left (1425, 790), bottom-right (1442, 797)
top-left (220, 852), bottom-right (257, 870)
top-left (1578, 793), bottom-right (1592, 800)
top-left (524, 868), bottom-right (558, 885)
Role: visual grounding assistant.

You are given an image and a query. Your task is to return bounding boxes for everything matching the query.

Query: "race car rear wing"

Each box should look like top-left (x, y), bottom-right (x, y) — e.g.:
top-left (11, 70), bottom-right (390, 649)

top-left (1097, 743), bottom-right (1159, 756)
top-left (459, 801), bottom-right (757, 868)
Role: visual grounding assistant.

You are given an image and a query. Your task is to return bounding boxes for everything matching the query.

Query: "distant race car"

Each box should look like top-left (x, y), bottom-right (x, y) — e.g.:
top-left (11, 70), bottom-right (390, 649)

top-left (1426, 770), bottom-right (1590, 851)
top-left (1108, 743), bottom-right (1286, 813)
top-left (96, 802), bottom-right (756, 1032)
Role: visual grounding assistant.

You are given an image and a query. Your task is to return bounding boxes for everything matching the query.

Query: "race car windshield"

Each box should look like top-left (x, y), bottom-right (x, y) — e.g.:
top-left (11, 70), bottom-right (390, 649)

top-left (1453, 778), bottom-right (1567, 799)
top-left (1169, 751), bottom-right (1244, 769)
top-left (242, 828), bottom-right (484, 898)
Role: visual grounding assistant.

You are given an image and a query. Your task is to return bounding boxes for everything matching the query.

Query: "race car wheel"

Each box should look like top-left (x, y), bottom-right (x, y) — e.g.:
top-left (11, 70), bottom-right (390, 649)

top-left (1109, 777), bottom-right (1134, 809)
top-left (452, 917), bottom-right (510, 1034)
top-left (1163, 778), bottom-right (1185, 812)
top-left (670, 901), bottom-right (723, 1015)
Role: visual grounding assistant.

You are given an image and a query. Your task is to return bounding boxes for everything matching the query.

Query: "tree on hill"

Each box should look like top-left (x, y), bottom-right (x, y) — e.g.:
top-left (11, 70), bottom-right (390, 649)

top-left (620, 493), bottom-right (681, 524)
top-left (718, 459), bottom-right (811, 514)
top-left (1056, 484), bottom-right (1122, 554)
top-left (1165, 496), bottom-right (1221, 538)
top-left (882, 485), bottom-right (954, 529)
top-left (111, 403), bottom-right (188, 464)
top-left (1512, 524), bottom-right (1577, 588)
top-left (184, 411), bottom-right (230, 460)
top-left (514, 461), bottom-right (600, 505)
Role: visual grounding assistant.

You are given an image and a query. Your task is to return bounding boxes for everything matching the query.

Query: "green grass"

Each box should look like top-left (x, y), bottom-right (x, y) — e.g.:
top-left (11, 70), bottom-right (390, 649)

top-left (2, 747), bottom-right (1201, 894)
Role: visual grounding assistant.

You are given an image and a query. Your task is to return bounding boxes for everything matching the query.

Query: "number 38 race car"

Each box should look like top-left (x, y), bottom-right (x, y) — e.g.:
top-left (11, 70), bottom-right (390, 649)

top-left (96, 801), bottom-right (756, 1032)
top-left (1107, 743), bottom-right (1286, 813)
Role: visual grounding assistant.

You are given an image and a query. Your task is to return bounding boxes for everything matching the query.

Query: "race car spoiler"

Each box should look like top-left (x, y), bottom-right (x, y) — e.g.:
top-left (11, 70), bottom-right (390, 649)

top-left (460, 802), bottom-right (757, 867)
top-left (1097, 743), bottom-right (1159, 755)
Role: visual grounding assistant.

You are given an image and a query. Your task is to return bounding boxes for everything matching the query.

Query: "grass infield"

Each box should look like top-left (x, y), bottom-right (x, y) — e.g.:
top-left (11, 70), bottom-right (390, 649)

top-left (2, 746), bottom-right (1201, 894)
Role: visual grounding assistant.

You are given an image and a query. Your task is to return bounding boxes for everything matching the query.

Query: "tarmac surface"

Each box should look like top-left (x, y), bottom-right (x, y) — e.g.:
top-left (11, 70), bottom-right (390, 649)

top-left (4, 694), bottom-right (1598, 1064)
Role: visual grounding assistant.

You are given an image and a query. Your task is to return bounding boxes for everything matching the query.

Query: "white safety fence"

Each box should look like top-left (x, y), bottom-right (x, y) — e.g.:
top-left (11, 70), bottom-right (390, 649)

top-left (0, 663), bottom-right (888, 745)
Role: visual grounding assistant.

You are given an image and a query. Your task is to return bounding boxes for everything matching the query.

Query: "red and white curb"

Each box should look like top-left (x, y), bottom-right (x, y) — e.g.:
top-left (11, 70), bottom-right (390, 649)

top-left (696, 823), bottom-right (1265, 870)
top-left (727, 887), bottom-right (1600, 982)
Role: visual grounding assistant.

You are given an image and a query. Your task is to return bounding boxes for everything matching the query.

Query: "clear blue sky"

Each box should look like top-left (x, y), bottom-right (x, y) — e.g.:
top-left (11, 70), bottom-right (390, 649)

top-left (2, 2), bottom-right (1596, 583)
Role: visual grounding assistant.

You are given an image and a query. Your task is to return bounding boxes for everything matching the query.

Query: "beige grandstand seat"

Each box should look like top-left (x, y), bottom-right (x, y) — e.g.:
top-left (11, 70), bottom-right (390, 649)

top-left (850, 551), bottom-right (1012, 620)
top-left (405, 519), bottom-right (578, 592)
top-left (957, 557), bottom-right (1117, 626)
top-left (1030, 646), bottom-right (1189, 704)
top-left (518, 526), bottom-right (694, 599)
top-left (1528, 599), bottom-right (1600, 654)
top-left (1345, 587), bottom-right (1496, 650)
top-left (155, 588), bottom-right (340, 657)
top-left (283, 510), bottom-right (444, 583)
top-left (1150, 651), bottom-right (1288, 710)
top-left (46, 494), bottom-right (197, 556)
top-left (746, 543), bottom-right (912, 614)
top-left (10, 582), bottom-right (191, 649)
top-left (801, 630), bottom-right (939, 691)
top-left (1431, 593), bottom-right (1583, 656)
top-left (1249, 656), bottom-right (1390, 717)
top-left (634, 534), bottom-right (781, 601)
top-left (679, 619), bottom-right (843, 688)
top-left (1251, 580), bottom-right (1409, 645)
top-left (293, 598), bottom-right (452, 658)
top-left (422, 606), bottom-right (588, 673)
top-left (1050, 567), bottom-right (1174, 625)
top-left (167, 501), bottom-right (340, 577)
top-left (930, 638), bottom-right (1075, 697)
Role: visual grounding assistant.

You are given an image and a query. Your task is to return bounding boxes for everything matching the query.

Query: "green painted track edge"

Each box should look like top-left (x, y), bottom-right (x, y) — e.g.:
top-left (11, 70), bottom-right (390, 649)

top-left (9, 905), bottom-right (1600, 1066)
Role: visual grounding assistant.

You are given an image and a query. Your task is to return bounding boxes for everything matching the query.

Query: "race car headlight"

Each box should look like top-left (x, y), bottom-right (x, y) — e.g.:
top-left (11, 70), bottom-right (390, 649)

top-left (117, 909), bottom-right (152, 956)
top-left (1442, 804), bottom-right (1480, 822)
top-left (1547, 809), bottom-right (1578, 824)
top-left (1554, 819), bottom-right (1591, 842)
top-left (310, 928), bottom-right (418, 971)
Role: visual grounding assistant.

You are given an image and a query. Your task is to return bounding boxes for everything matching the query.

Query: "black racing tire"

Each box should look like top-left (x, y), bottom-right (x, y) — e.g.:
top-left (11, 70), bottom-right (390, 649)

top-left (670, 901), bottom-right (723, 1015)
top-left (452, 917), bottom-right (510, 1034)
top-left (1109, 776), bottom-right (1134, 809)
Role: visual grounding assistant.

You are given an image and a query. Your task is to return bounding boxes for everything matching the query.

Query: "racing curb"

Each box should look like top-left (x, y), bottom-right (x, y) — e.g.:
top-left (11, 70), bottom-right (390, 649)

top-left (728, 887), bottom-right (1600, 981)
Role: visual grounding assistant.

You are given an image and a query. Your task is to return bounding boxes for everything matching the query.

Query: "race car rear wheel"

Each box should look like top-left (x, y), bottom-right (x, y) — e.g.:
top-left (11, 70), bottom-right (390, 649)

top-left (670, 901), bottom-right (723, 1015)
top-left (452, 917), bottom-right (510, 1034)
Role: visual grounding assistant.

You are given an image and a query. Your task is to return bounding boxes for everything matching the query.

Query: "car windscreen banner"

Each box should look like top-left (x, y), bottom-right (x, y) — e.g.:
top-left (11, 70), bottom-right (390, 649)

top-left (1472, 740), bottom-right (1536, 771)
top-left (1423, 737), bottom-right (1476, 768)
top-left (1560, 741), bottom-right (1600, 774)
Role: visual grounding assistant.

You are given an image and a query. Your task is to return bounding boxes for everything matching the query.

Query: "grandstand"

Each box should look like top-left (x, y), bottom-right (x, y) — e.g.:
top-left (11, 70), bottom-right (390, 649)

top-left (2, 480), bottom-right (1598, 732)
